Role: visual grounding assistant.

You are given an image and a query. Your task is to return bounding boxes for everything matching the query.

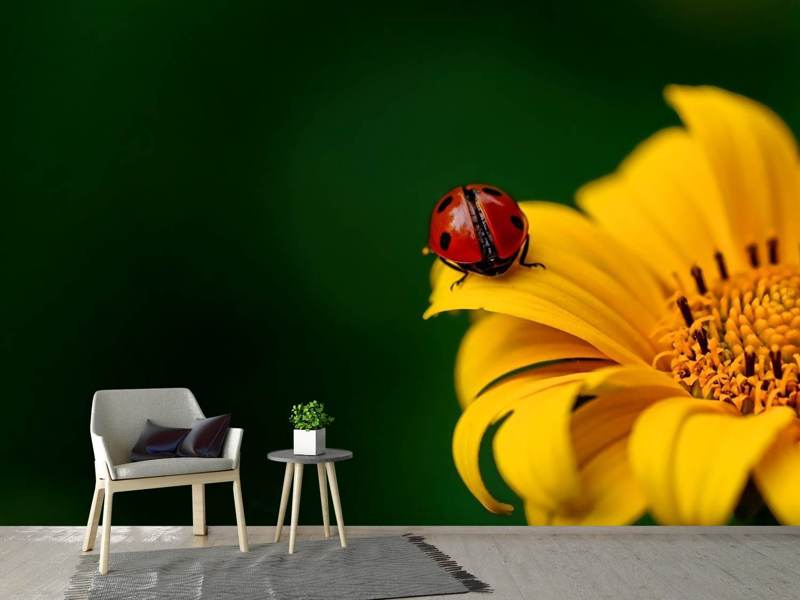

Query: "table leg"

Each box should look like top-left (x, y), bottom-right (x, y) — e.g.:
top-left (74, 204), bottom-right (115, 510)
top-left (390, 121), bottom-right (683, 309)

top-left (317, 463), bottom-right (330, 538)
top-left (289, 463), bottom-right (304, 554)
top-left (325, 462), bottom-right (347, 548)
top-left (275, 463), bottom-right (294, 543)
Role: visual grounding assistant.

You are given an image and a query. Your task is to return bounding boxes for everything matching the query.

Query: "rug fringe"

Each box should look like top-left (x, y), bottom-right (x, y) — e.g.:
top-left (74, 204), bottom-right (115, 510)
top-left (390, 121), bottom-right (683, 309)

top-left (403, 533), bottom-right (492, 594)
top-left (63, 555), bottom-right (95, 600)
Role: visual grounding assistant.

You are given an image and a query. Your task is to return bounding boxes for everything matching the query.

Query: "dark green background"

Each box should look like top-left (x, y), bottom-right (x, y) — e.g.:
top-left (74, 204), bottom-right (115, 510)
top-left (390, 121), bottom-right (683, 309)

top-left (4, 1), bottom-right (800, 526)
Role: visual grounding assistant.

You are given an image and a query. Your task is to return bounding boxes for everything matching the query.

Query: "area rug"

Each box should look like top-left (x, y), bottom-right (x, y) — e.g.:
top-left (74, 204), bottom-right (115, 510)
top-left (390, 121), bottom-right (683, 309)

top-left (65, 534), bottom-right (490, 599)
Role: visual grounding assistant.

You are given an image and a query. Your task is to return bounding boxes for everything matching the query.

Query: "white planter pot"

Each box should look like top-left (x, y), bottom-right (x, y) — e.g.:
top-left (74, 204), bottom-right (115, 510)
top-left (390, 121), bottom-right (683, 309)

top-left (294, 428), bottom-right (326, 455)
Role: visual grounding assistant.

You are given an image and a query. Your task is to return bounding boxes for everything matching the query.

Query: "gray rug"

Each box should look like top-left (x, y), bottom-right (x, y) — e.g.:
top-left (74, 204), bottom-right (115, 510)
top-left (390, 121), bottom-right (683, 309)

top-left (65, 534), bottom-right (490, 599)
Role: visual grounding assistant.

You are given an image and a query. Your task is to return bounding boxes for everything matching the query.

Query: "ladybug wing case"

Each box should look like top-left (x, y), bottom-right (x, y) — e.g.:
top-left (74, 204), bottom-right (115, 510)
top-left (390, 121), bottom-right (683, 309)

top-left (428, 190), bottom-right (483, 264)
top-left (476, 189), bottom-right (528, 260)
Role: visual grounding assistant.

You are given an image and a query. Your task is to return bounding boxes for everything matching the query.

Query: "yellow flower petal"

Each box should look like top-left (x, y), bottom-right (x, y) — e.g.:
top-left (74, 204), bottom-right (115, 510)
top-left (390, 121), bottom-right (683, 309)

top-left (754, 422), bottom-right (800, 524)
top-left (425, 214), bottom-right (662, 365)
top-left (666, 85), bottom-right (800, 265)
top-left (455, 312), bottom-right (610, 408)
top-left (578, 85), bottom-right (800, 283)
top-left (578, 363), bottom-right (685, 393)
top-left (577, 174), bottom-right (691, 289)
top-left (426, 276), bottom-right (654, 365)
top-left (630, 398), bottom-right (795, 525)
top-left (490, 366), bottom-right (681, 524)
top-left (521, 202), bottom-right (665, 316)
top-left (452, 369), bottom-right (609, 515)
top-left (626, 127), bottom-right (745, 280)
top-left (522, 209), bottom-right (663, 341)
top-left (493, 381), bottom-right (584, 511)
top-left (549, 438), bottom-right (646, 525)
top-left (572, 388), bottom-right (665, 466)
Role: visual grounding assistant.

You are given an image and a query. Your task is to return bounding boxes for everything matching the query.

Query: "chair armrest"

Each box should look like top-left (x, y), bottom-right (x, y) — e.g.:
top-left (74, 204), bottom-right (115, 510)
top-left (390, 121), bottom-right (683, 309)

top-left (223, 427), bottom-right (243, 469)
top-left (91, 432), bottom-right (116, 479)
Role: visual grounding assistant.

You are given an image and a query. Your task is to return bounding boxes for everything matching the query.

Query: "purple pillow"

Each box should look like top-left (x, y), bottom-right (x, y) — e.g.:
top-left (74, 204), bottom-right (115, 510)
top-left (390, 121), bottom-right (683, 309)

top-left (130, 420), bottom-right (191, 462)
top-left (178, 414), bottom-right (231, 458)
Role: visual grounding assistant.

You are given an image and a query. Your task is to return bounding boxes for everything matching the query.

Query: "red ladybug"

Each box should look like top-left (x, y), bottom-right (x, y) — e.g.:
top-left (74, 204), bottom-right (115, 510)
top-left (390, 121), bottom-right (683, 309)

top-left (428, 184), bottom-right (544, 289)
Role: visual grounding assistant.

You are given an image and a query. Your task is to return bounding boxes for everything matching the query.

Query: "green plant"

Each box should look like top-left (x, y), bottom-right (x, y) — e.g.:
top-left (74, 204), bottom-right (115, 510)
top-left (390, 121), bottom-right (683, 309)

top-left (289, 400), bottom-right (334, 431)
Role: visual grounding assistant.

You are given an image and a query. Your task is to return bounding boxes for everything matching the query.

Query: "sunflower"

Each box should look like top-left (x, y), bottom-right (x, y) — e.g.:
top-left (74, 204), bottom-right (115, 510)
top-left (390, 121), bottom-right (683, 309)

top-left (424, 85), bottom-right (800, 525)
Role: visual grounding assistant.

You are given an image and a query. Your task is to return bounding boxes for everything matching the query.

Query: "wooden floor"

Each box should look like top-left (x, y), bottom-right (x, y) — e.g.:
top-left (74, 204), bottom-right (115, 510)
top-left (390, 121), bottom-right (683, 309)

top-left (2, 526), bottom-right (800, 599)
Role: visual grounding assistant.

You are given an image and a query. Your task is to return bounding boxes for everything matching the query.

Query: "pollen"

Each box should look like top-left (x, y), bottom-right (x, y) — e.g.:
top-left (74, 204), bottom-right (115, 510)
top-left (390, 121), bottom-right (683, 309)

top-left (658, 244), bottom-right (800, 416)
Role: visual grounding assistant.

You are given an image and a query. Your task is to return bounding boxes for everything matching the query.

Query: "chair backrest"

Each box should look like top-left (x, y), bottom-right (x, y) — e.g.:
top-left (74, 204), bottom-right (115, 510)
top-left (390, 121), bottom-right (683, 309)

top-left (91, 388), bottom-right (205, 466)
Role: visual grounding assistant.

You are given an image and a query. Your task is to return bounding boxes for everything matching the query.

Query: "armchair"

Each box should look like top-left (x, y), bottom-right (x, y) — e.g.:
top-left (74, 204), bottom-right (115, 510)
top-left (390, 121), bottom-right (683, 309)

top-left (82, 388), bottom-right (249, 575)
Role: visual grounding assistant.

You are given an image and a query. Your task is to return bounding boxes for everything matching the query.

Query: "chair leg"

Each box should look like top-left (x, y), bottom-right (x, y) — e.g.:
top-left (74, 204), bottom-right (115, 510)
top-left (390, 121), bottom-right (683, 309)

top-left (99, 482), bottom-right (114, 575)
top-left (81, 480), bottom-right (105, 552)
top-left (232, 475), bottom-right (249, 552)
top-left (325, 462), bottom-right (347, 548)
top-left (275, 463), bottom-right (293, 542)
top-left (192, 484), bottom-right (207, 536)
top-left (317, 464), bottom-right (330, 538)
top-left (289, 463), bottom-right (303, 554)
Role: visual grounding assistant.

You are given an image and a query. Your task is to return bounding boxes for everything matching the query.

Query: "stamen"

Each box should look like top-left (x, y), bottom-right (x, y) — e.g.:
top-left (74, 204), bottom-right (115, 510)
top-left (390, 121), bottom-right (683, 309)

top-left (771, 345), bottom-right (783, 379)
top-left (690, 266), bottom-right (707, 294)
top-left (744, 347), bottom-right (756, 377)
top-left (768, 238), bottom-right (779, 265)
top-left (714, 251), bottom-right (729, 280)
top-left (676, 296), bottom-right (694, 327)
top-left (747, 243), bottom-right (759, 268)
top-left (694, 328), bottom-right (709, 354)
top-left (665, 262), bottom-right (800, 416)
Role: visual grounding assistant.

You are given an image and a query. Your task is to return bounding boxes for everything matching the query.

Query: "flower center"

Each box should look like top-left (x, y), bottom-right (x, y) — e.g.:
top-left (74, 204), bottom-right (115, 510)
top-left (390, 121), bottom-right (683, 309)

top-left (659, 242), bottom-right (800, 416)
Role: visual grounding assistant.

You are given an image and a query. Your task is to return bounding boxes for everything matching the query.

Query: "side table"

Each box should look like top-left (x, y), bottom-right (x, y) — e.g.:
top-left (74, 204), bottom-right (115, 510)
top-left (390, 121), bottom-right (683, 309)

top-left (267, 448), bottom-right (353, 554)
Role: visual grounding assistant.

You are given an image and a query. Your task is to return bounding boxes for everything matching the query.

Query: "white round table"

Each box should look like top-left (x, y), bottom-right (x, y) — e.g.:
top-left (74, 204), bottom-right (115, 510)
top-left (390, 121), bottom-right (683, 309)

top-left (267, 448), bottom-right (353, 554)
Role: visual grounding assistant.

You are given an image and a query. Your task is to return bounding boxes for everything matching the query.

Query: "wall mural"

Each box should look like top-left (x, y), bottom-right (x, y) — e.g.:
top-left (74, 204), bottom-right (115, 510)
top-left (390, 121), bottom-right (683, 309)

top-left (4, 2), bottom-right (800, 529)
top-left (424, 88), bottom-right (800, 526)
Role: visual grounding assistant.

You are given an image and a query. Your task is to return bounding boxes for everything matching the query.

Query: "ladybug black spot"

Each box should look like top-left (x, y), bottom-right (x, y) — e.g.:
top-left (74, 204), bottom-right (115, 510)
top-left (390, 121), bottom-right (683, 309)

top-left (482, 187), bottom-right (502, 197)
top-left (510, 215), bottom-right (524, 230)
top-left (440, 231), bottom-right (452, 251)
top-left (437, 196), bottom-right (453, 213)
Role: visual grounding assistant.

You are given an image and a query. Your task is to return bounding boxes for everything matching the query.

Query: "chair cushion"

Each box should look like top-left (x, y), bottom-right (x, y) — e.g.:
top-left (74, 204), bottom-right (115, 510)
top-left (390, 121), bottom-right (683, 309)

top-left (178, 414), bottom-right (231, 458)
top-left (130, 419), bottom-right (191, 462)
top-left (113, 457), bottom-right (235, 480)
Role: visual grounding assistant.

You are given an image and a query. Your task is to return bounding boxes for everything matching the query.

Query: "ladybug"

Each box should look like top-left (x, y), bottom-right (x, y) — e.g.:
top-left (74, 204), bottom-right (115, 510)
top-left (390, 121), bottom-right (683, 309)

top-left (428, 184), bottom-right (544, 289)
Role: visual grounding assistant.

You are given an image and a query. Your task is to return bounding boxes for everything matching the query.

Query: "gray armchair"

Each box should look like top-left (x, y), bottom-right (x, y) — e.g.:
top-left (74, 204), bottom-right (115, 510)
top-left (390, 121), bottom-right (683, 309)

top-left (82, 388), bottom-right (249, 575)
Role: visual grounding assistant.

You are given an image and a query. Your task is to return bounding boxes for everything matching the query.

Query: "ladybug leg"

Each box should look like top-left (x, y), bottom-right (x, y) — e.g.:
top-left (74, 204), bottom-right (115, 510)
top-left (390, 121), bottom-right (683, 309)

top-left (438, 257), bottom-right (470, 290)
top-left (450, 271), bottom-right (469, 291)
top-left (519, 235), bottom-right (545, 269)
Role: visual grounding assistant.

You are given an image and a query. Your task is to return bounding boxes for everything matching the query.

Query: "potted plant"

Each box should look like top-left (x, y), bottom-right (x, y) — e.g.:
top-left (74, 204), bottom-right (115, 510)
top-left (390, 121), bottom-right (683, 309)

top-left (290, 400), bottom-right (334, 455)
